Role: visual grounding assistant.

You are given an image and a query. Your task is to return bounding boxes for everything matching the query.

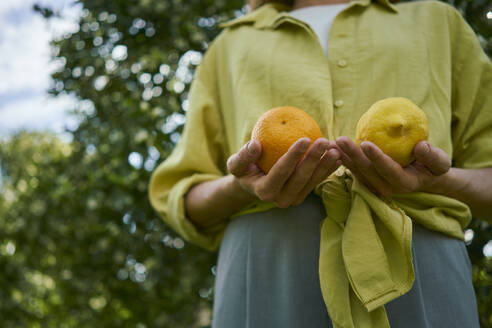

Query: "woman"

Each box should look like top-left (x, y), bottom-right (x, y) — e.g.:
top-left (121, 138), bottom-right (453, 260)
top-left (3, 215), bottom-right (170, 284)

top-left (149, 0), bottom-right (492, 327)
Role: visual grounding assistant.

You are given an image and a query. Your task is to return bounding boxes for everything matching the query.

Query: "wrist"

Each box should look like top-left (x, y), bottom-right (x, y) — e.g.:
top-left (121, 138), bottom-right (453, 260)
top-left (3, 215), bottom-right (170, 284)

top-left (421, 167), bottom-right (469, 198)
top-left (225, 174), bottom-right (259, 204)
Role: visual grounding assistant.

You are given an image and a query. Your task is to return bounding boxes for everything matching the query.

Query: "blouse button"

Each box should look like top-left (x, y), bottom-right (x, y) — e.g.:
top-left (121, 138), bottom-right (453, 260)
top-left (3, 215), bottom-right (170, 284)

top-left (334, 99), bottom-right (344, 108)
top-left (337, 59), bottom-right (347, 68)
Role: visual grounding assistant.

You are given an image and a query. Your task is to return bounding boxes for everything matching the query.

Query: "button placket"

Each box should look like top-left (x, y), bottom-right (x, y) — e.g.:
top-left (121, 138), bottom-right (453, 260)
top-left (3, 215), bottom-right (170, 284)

top-left (328, 13), bottom-right (357, 140)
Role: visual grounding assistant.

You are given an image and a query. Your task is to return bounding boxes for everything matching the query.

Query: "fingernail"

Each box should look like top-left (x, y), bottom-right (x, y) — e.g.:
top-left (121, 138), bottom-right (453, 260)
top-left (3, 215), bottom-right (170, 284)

top-left (360, 142), bottom-right (372, 155)
top-left (248, 140), bottom-right (258, 154)
top-left (295, 138), bottom-right (310, 150)
top-left (329, 149), bottom-right (340, 159)
top-left (422, 142), bottom-right (430, 154)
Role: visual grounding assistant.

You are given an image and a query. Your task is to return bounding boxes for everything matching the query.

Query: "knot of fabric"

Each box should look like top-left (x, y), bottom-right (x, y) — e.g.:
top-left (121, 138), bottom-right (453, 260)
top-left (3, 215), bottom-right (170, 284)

top-left (313, 166), bottom-right (472, 328)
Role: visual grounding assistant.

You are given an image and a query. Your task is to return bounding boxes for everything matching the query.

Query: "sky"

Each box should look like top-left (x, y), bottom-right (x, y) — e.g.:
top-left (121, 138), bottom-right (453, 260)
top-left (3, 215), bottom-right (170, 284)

top-left (0, 0), bottom-right (82, 140)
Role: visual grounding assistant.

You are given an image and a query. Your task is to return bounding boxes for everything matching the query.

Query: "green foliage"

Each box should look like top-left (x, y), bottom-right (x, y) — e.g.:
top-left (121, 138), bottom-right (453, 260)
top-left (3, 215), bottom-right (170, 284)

top-left (1, 0), bottom-right (245, 326)
top-left (0, 130), bottom-right (215, 328)
top-left (0, 0), bottom-right (491, 327)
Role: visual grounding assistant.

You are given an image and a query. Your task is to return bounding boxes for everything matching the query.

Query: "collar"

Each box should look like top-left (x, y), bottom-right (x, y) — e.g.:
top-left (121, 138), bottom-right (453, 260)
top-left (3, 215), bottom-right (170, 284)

top-left (219, 0), bottom-right (398, 29)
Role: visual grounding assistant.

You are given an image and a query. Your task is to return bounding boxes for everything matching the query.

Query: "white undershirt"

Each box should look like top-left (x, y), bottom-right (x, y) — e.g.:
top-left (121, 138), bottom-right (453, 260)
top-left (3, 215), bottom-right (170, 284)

top-left (289, 4), bottom-right (349, 57)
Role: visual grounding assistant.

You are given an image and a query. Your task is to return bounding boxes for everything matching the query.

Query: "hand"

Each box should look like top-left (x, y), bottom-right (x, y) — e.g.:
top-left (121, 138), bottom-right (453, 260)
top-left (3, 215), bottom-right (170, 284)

top-left (335, 136), bottom-right (451, 197)
top-left (227, 137), bottom-right (342, 208)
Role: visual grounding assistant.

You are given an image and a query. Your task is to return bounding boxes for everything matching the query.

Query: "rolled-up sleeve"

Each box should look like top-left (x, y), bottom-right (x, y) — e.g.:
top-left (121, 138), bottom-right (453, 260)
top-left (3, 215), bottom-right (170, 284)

top-left (449, 6), bottom-right (492, 169)
top-left (148, 42), bottom-right (229, 252)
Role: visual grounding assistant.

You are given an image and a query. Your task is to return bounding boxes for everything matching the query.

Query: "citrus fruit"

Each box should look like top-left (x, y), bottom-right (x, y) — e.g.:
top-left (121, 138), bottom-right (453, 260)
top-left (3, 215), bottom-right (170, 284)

top-left (251, 106), bottom-right (323, 174)
top-left (355, 97), bottom-right (429, 167)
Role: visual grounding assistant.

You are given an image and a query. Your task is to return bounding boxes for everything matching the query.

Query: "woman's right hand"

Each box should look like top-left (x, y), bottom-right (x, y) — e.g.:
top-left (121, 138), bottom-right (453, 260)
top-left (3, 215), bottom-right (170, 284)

top-left (226, 138), bottom-right (342, 208)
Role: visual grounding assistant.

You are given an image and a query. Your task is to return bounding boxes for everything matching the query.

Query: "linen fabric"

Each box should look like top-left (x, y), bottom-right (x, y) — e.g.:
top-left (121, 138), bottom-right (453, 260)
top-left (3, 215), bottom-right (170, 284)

top-left (148, 0), bottom-right (492, 327)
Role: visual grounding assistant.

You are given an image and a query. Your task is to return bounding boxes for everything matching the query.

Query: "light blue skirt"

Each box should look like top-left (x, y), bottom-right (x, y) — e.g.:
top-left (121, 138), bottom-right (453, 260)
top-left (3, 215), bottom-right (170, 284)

top-left (212, 193), bottom-right (480, 328)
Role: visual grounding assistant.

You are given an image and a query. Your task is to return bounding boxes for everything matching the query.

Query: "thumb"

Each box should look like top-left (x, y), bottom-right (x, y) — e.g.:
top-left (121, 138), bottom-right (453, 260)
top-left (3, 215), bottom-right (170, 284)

top-left (227, 140), bottom-right (262, 177)
top-left (414, 141), bottom-right (451, 175)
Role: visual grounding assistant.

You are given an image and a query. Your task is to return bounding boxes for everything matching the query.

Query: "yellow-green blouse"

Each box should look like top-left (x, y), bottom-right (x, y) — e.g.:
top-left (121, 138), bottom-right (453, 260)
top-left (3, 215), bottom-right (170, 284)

top-left (149, 1), bottom-right (492, 327)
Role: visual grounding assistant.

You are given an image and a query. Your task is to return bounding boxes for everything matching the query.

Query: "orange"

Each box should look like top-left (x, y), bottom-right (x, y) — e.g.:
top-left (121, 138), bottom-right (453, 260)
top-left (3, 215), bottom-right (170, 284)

top-left (251, 106), bottom-right (323, 174)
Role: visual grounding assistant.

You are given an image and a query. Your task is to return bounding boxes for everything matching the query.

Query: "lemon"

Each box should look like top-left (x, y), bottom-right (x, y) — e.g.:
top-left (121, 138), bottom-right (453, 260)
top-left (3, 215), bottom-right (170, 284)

top-left (355, 97), bottom-right (429, 167)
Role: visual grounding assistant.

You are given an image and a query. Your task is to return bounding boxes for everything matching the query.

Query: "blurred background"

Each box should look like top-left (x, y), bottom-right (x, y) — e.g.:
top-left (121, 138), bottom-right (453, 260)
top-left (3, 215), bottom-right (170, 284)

top-left (0, 0), bottom-right (491, 327)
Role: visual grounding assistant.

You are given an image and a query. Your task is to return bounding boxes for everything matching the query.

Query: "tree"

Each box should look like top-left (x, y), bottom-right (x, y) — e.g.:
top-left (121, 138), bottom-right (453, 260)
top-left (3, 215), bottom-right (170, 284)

top-left (0, 0), bottom-right (490, 326)
top-left (1, 0), bottom-right (246, 326)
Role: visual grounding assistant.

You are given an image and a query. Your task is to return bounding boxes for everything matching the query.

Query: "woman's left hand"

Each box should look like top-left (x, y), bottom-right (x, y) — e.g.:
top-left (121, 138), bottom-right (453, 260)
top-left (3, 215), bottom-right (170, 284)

top-left (335, 136), bottom-right (451, 197)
